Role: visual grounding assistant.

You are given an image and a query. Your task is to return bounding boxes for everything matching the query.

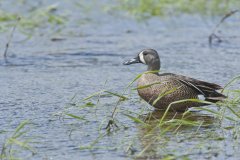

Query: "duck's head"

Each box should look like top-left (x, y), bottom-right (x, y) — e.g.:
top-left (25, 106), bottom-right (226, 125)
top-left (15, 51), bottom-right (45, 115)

top-left (123, 49), bottom-right (160, 71)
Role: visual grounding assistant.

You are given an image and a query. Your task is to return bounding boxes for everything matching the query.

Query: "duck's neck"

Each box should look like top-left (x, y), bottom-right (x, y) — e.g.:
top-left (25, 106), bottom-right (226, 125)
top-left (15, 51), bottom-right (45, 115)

top-left (147, 61), bottom-right (160, 72)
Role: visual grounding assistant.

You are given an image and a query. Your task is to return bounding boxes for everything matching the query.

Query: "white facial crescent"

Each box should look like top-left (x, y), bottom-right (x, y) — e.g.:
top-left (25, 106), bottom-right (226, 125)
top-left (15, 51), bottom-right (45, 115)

top-left (139, 51), bottom-right (146, 64)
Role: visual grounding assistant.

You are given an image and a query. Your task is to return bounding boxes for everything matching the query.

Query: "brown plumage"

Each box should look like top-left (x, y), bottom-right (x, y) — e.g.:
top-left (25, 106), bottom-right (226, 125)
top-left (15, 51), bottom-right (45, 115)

top-left (123, 49), bottom-right (226, 111)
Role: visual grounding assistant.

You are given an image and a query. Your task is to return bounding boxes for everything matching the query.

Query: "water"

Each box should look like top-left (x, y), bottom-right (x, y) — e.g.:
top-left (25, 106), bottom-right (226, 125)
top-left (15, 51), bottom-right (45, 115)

top-left (0, 0), bottom-right (240, 159)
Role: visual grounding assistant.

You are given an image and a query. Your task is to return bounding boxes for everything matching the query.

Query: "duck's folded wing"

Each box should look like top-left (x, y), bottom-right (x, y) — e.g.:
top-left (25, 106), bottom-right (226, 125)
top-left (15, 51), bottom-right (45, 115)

top-left (175, 74), bottom-right (223, 90)
top-left (167, 73), bottom-right (227, 102)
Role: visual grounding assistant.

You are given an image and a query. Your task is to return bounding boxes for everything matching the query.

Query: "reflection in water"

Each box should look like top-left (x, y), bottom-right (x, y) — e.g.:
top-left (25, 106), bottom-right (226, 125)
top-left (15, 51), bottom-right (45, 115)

top-left (141, 110), bottom-right (216, 125)
top-left (135, 110), bottom-right (217, 158)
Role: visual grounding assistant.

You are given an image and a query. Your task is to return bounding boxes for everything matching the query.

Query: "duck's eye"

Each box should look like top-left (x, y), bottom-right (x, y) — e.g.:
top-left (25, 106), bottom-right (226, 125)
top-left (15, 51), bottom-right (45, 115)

top-left (143, 52), bottom-right (147, 56)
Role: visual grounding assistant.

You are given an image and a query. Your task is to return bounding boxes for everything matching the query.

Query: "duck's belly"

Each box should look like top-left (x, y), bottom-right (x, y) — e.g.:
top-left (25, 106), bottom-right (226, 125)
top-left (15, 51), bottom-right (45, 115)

top-left (137, 74), bottom-right (202, 111)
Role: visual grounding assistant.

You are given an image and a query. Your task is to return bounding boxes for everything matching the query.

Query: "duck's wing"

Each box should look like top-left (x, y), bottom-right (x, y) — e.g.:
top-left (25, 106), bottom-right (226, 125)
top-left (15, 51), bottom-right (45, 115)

top-left (175, 74), bottom-right (223, 90)
top-left (161, 73), bottom-right (227, 102)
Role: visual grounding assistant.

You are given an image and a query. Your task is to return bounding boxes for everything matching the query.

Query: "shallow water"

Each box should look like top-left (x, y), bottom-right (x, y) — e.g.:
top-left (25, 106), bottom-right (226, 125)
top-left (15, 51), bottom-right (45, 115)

top-left (0, 0), bottom-right (240, 160)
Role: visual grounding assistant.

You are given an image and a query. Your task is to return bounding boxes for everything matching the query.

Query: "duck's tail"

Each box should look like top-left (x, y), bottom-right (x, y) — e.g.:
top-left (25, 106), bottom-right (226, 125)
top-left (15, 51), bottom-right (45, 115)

top-left (205, 91), bottom-right (227, 103)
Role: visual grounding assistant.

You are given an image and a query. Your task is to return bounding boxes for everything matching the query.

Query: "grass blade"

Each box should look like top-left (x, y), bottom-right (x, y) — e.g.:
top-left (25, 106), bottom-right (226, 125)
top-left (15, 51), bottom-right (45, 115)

top-left (65, 113), bottom-right (85, 120)
top-left (13, 120), bottom-right (29, 137)
top-left (104, 91), bottom-right (128, 101)
top-left (123, 113), bottom-right (148, 125)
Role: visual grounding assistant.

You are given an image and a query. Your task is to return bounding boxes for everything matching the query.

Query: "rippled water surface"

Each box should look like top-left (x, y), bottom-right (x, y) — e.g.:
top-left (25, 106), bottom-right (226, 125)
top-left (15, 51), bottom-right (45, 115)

top-left (0, 0), bottom-right (240, 160)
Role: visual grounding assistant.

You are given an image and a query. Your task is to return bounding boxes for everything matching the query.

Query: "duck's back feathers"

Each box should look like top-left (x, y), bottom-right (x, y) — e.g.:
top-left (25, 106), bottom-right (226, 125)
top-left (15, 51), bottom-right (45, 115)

top-left (172, 73), bottom-right (227, 103)
top-left (137, 73), bottom-right (226, 111)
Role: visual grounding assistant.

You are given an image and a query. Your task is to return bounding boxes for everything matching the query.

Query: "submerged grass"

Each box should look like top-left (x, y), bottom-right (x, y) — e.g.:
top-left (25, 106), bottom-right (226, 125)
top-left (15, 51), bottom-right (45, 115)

top-left (118, 0), bottom-right (240, 19)
top-left (0, 120), bottom-right (36, 160)
top-left (0, 3), bottom-right (66, 35)
top-left (59, 70), bottom-right (240, 158)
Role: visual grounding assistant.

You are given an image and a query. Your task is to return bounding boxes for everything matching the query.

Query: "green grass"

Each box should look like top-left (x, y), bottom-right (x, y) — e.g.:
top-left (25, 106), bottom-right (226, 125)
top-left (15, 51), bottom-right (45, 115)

top-left (0, 4), bottom-right (66, 35)
top-left (1, 1), bottom-right (239, 37)
top-left (57, 72), bottom-right (240, 159)
top-left (118, 0), bottom-right (240, 19)
top-left (0, 0), bottom-right (239, 46)
top-left (0, 120), bottom-right (36, 160)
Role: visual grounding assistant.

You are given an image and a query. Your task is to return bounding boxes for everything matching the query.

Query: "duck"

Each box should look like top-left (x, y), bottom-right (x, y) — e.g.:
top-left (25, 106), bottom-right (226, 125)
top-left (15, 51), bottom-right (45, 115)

top-left (123, 49), bottom-right (226, 111)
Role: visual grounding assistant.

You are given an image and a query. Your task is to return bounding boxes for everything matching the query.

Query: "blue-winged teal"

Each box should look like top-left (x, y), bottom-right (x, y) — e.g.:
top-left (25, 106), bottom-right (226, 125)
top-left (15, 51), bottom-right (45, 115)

top-left (123, 49), bottom-right (226, 111)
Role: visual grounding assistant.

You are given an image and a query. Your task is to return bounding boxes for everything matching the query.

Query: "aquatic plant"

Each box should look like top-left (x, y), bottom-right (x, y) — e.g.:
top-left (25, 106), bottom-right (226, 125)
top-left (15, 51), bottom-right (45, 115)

top-left (0, 4), bottom-right (66, 35)
top-left (0, 120), bottom-right (36, 160)
top-left (58, 70), bottom-right (240, 159)
top-left (118, 0), bottom-right (240, 19)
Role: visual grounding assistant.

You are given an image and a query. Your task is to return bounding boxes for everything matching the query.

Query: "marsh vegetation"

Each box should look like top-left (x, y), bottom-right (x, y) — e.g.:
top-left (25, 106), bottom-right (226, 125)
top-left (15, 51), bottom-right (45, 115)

top-left (0, 0), bottom-right (240, 159)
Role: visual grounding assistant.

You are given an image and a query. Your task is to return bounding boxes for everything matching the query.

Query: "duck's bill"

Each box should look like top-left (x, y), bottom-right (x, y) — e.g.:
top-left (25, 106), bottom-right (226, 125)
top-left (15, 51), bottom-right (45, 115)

top-left (123, 57), bottom-right (140, 65)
